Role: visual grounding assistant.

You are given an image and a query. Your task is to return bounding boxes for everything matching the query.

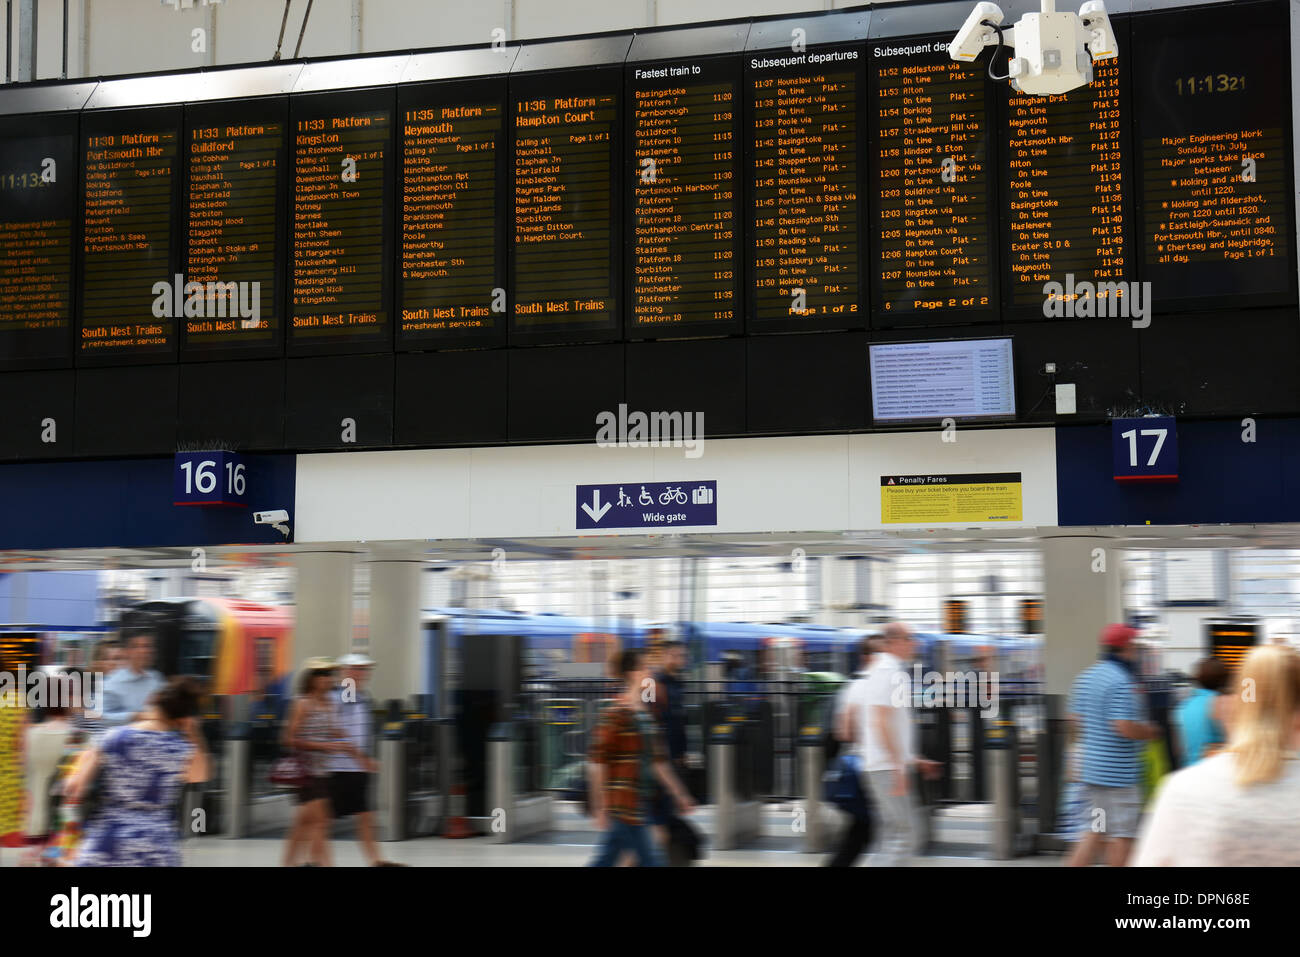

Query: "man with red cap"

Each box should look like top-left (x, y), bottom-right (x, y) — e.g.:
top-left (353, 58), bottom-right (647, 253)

top-left (1065, 623), bottom-right (1159, 867)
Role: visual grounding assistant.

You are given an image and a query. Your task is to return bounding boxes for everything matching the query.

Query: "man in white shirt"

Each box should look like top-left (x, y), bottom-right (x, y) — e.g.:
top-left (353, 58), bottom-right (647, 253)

top-left (853, 621), bottom-right (941, 866)
top-left (826, 634), bottom-right (880, 867)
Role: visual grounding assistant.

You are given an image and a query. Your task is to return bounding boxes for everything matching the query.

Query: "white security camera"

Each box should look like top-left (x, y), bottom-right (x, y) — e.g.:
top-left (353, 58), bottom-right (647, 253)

top-left (949, 0), bottom-right (1115, 96)
top-left (948, 2), bottom-right (1006, 62)
top-left (1079, 1), bottom-right (1118, 60)
top-left (253, 509), bottom-right (290, 537)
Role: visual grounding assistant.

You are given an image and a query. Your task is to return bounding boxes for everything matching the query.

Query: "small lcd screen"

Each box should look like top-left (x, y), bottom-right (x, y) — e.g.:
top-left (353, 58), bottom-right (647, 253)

top-left (870, 336), bottom-right (1016, 423)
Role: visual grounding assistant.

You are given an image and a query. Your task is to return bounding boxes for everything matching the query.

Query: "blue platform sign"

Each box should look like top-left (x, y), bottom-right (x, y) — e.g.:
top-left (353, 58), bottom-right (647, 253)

top-left (1112, 416), bottom-right (1179, 483)
top-left (576, 481), bottom-right (717, 529)
top-left (173, 450), bottom-right (250, 506)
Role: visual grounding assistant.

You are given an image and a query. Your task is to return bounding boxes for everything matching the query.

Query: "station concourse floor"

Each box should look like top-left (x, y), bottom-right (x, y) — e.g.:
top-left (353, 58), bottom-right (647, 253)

top-left (179, 801), bottom-right (1063, 867)
top-left (184, 839), bottom-right (1061, 867)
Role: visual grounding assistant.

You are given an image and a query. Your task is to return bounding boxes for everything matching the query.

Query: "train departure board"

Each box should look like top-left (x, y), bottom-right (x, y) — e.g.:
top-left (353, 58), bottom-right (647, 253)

top-left (1003, 43), bottom-right (1133, 314)
top-left (871, 38), bottom-right (996, 322)
top-left (182, 98), bottom-right (288, 358)
top-left (511, 69), bottom-right (621, 343)
top-left (78, 107), bottom-right (182, 363)
top-left (747, 47), bottom-right (864, 332)
top-left (289, 90), bottom-right (394, 355)
top-left (0, 115), bottom-right (77, 369)
top-left (1134, 0), bottom-right (1295, 308)
top-left (628, 57), bottom-right (741, 337)
top-left (398, 80), bottom-right (507, 349)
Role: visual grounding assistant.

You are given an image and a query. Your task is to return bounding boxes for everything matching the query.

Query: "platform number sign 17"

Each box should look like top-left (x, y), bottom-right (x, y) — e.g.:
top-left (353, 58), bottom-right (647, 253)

top-left (1112, 417), bottom-right (1178, 483)
top-left (174, 450), bottom-right (250, 506)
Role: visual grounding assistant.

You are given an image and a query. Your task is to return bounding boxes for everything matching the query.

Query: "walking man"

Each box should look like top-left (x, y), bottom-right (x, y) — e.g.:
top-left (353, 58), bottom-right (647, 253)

top-left (588, 649), bottom-right (695, 866)
top-left (858, 622), bottom-right (941, 866)
top-left (329, 653), bottom-right (401, 866)
top-left (1066, 624), bottom-right (1159, 867)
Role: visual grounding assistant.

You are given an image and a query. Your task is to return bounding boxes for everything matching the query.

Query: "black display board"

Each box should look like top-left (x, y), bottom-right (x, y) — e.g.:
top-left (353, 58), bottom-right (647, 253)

top-left (0, 113), bottom-right (78, 370)
top-left (626, 54), bottom-right (743, 338)
top-left (397, 77), bottom-right (508, 350)
top-left (77, 106), bottom-right (183, 365)
top-left (288, 88), bottom-right (395, 356)
top-left (1000, 18), bottom-right (1136, 320)
top-left (746, 44), bottom-right (867, 333)
top-left (182, 96), bottom-right (288, 360)
top-left (509, 67), bottom-right (623, 344)
top-left (1133, 0), bottom-right (1296, 310)
top-left (869, 35), bottom-right (997, 326)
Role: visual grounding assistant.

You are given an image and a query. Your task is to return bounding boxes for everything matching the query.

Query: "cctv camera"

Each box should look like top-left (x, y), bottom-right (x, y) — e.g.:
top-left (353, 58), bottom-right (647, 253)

top-left (948, 2), bottom-right (1006, 62)
top-left (254, 509), bottom-right (291, 538)
top-left (1079, 1), bottom-right (1118, 60)
top-left (950, 0), bottom-right (1115, 96)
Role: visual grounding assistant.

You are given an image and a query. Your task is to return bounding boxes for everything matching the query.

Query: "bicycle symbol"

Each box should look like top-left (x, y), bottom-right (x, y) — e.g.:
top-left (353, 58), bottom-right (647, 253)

top-left (658, 486), bottom-right (687, 505)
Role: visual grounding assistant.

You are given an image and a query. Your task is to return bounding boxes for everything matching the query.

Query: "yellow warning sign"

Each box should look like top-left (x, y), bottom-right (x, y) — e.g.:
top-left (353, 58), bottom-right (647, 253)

top-left (0, 692), bottom-right (24, 841)
top-left (881, 472), bottom-right (1023, 524)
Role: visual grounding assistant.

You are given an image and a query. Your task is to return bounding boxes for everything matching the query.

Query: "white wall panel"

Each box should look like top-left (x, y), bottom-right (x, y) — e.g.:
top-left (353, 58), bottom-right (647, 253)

top-left (295, 428), bottom-right (1057, 542)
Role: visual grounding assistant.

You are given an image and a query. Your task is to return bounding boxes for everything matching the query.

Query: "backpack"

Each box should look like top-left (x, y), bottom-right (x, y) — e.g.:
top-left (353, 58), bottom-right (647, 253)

top-left (823, 751), bottom-right (872, 820)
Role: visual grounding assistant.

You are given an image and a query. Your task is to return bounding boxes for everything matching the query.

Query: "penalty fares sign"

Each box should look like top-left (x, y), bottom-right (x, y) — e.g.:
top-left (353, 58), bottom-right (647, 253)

top-left (881, 473), bottom-right (1023, 524)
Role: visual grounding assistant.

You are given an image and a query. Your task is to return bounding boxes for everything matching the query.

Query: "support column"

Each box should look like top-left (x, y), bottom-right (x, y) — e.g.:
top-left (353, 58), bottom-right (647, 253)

top-left (292, 551), bottom-right (356, 668)
top-left (366, 551), bottom-right (423, 706)
top-left (17, 0), bottom-right (35, 81)
top-left (1039, 536), bottom-right (1123, 696)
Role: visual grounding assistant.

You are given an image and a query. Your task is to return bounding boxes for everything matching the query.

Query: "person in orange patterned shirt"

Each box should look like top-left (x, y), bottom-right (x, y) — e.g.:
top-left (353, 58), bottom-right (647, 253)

top-left (587, 648), bottom-right (694, 867)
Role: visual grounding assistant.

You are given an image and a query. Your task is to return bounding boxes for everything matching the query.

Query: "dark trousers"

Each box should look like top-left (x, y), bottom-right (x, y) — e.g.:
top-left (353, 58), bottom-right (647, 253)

top-left (826, 815), bottom-right (874, 867)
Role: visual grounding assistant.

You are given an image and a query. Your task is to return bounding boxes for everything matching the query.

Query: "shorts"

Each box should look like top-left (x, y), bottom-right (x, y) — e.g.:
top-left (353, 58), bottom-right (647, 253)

top-left (297, 776), bottom-right (331, 805)
top-left (329, 772), bottom-right (371, 818)
top-left (1081, 783), bottom-right (1141, 839)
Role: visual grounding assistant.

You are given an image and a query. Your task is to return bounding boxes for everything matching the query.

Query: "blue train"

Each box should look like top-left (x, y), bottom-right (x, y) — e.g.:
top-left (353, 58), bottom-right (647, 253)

top-left (420, 608), bottom-right (1041, 697)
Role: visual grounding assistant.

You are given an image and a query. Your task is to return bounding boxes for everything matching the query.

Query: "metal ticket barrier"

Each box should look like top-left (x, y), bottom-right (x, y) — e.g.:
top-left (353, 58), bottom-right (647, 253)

top-left (377, 709), bottom-right (407, 842)
top-left (987, 714), bottom-right (1024, 860)
top-left (798, 724), bottom-right (840, 854)
top-left (486, 720), bottom-right (554, 844)
top-left (708, 719), bottom-right (760, 850)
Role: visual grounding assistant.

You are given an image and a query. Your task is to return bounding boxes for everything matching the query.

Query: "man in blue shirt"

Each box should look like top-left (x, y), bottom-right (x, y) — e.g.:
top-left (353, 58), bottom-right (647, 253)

top-left (1066, 623), bottom-right (1158, 867)
top-left (101, 632), bottom-right (165, 727)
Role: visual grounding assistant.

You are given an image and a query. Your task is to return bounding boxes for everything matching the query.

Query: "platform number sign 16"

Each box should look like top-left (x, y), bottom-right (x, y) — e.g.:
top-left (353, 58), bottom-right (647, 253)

top-left (174, 450), bottom-right (250, 506)
top-left (1112, 417), bottom-right (1178, 483)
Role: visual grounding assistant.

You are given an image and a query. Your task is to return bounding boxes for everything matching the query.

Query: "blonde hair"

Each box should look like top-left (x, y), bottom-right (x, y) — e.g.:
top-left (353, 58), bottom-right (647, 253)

top-left (1226, 645), bottom-right (1300, 787)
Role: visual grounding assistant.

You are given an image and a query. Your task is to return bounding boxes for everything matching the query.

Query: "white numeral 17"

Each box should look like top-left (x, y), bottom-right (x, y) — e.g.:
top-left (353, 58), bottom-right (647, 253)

top-left (1121, 428), bottom-right (1167, 467)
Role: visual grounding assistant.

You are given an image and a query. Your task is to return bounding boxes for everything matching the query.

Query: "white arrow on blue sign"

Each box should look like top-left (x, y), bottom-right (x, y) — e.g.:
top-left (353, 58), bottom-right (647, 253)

top-left (576, 481), bottom-right (717, 530)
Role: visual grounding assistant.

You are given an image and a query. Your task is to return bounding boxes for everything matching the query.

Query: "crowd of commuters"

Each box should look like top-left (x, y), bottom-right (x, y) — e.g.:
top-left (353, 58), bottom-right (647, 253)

top-left (13, 616), bottom-right (1300, 868)
top-left (1065, 624), bottom-right (1300, 867)
top-left (15, 632), bottom-right (392, 867)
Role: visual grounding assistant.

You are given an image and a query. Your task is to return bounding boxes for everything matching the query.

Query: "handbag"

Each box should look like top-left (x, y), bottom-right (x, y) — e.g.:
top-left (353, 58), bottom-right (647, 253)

top-left (823, 752), bottom-right (871, 820)
top-left (269, 752), bottom-right (309, 789)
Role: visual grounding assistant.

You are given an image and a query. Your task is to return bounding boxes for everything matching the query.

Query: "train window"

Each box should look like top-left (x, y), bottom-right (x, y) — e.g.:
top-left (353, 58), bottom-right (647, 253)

top-left (178, 628), bottom-right (217, 682)
top-left (254, 637), bottom-right (276, 694)
top-left (575, 634), bottom-right (619, 667)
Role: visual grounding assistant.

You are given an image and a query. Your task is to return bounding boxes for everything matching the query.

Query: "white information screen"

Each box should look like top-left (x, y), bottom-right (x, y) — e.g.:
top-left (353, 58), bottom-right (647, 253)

top-left (870, 338), bottom-right (1016, 423)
